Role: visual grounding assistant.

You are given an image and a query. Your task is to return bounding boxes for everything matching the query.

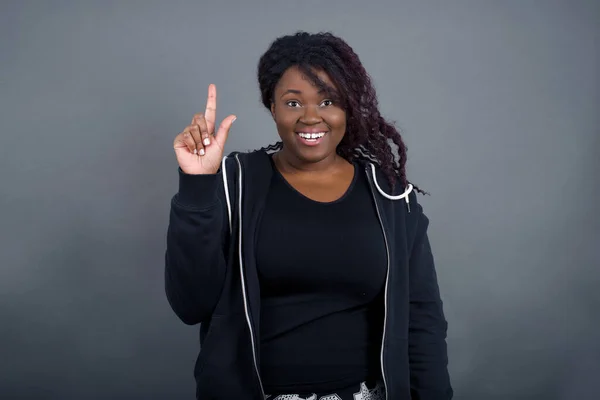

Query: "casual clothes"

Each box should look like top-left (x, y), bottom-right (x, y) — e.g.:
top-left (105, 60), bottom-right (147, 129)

top-left (257, 159), bottom-right (386, 394)
top-left (165, 150), bottom-right (452, 399)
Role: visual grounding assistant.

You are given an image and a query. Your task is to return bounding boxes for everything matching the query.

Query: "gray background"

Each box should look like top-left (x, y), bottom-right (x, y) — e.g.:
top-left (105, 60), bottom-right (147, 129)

top-left (1, 1), bottom-right (598, 399)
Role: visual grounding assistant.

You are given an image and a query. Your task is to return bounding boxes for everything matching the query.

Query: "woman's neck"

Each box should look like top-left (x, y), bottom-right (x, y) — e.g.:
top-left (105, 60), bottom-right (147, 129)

top-left (273, 149), bottom-right (347, 176)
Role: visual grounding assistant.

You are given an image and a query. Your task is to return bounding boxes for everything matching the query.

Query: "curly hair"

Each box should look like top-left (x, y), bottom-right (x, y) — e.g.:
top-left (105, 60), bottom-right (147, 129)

top-left (257, 31), bottom-right (423, 193)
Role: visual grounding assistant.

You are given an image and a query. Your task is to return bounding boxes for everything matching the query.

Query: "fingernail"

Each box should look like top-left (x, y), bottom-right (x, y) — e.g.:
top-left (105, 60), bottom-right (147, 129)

top-left (203, 138), bottom-right (210, 146)
top-left (193, 148), bottom-right (197, 155)
top-left (199, 148), bottom-right (205, 156)
top-left (232, 117), bottom-right (237, 124)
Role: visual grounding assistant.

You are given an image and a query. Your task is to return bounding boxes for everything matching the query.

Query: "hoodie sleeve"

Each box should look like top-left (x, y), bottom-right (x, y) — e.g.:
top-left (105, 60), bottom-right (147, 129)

top-left (408, 200), bottom-right (453, 399)
top-left (164, 168), bottom-right (229, 325)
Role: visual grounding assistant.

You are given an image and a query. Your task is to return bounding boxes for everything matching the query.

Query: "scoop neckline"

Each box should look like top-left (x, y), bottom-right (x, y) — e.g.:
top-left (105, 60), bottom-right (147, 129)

top-left (269, 155), bottom-right (358, 205)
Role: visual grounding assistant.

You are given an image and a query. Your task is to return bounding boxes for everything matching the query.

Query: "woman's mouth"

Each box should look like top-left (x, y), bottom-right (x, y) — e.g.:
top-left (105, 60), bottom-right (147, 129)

top-left (296, 131), bottom-right (326, 146)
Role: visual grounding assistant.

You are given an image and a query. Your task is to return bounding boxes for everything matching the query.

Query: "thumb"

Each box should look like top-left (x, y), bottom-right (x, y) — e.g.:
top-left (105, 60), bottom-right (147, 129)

top-left (214, 115), bottom-right (237, 147)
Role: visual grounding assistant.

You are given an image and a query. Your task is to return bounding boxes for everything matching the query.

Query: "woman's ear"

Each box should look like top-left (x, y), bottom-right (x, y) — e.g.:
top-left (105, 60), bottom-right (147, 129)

top-left (270, 103), bottom-right (276, 120)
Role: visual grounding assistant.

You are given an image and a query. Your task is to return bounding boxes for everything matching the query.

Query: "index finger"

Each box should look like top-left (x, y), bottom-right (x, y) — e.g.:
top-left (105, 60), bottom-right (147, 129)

top-left (205, 84), bottom-right (217, 134)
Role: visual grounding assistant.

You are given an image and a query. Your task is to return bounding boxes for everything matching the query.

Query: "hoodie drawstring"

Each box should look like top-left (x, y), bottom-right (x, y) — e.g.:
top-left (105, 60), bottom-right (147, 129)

top-left (368, 163), bottom-right (413, 212)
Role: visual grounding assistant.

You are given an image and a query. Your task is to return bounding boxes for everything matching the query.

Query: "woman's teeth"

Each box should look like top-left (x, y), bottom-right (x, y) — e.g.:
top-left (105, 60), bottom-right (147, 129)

top-left (297, 132), bottom-right (326, 141)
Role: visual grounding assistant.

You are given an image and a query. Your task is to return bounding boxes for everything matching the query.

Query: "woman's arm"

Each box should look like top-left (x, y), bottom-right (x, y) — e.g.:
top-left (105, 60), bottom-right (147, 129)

top-left (408, 201), bottom-right (453, 399)
top-left (164, 169), bottom-right (229, 325)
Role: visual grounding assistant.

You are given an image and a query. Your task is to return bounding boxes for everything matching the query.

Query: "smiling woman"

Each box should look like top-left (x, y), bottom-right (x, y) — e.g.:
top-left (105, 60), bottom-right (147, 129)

top-left (256, 32), bottom-right (419, 194)
top-left (165, 31), bottom-right (452, 400)
top-left (269, 66), bottom-right (353, 203)
top-left (271, 66), bottom-right (347, 161)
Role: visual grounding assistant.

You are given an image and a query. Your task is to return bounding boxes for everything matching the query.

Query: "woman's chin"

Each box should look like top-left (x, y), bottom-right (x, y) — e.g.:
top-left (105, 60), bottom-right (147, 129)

top-left (282, 145), bottom-right (334, 164)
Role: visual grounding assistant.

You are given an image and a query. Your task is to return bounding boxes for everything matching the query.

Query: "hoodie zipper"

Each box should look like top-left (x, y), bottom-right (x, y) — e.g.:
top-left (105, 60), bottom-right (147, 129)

top-left (365, 166), bottom-right (390, 398)
top-left (234, 155), bottom-right (266, 399)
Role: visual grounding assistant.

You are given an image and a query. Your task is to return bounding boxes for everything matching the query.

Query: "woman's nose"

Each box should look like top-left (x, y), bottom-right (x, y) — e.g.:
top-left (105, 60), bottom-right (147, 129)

top-left (300, 105), bottom-right (321, 124)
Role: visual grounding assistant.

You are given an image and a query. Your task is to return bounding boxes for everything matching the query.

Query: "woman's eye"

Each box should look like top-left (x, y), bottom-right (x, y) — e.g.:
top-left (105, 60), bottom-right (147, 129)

top-left (286, 101), bottom-right (301, 107)
top-left (321, 99), bottom-right (333, 107)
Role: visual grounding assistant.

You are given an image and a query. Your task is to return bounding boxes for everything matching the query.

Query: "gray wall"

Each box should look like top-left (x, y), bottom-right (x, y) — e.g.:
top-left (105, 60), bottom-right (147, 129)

top-left (1, 1), bottom-right (598, 399)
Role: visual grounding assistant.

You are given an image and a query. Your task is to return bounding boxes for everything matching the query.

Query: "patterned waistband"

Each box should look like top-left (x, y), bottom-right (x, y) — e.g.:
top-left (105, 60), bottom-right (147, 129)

top-left (266, 380), bottom-right (385, 400)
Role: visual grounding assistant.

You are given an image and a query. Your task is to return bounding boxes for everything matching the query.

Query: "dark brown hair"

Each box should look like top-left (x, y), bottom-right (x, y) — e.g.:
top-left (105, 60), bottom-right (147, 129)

top-left (257, 31), bottom-right (423, 193)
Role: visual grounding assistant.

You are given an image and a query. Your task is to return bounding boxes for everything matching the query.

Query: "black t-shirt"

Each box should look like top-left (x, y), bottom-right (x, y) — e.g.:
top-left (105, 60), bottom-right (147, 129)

top-left (256, 158), bottom-right (387, 394)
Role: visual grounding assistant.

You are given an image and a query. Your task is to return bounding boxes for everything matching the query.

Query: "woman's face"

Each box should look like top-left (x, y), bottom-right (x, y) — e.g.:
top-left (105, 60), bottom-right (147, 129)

top-left (271, 66), bottom-right (347, 165)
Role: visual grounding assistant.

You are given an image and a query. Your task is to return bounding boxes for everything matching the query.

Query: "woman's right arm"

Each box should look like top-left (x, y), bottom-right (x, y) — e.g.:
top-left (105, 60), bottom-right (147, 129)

top-left (165, 84), bottom-right (236, 325)
top-left (165, 170), bottom-right (228, 325)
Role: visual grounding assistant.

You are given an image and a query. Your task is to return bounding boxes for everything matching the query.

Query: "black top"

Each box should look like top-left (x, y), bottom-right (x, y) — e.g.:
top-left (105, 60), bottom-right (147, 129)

top-left (256, 158), bottom-right (387, 394)
top-left (166, 150), bottom-right (453, 399)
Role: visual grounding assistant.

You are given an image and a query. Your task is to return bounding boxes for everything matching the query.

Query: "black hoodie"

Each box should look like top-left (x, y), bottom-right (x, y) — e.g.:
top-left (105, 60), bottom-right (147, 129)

top-left (165, 150), bottom-right (453, 400)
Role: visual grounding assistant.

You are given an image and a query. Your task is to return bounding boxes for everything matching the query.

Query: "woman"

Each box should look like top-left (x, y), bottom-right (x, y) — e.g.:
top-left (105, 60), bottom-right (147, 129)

top-left (165, 32), bottom-right (452, 400)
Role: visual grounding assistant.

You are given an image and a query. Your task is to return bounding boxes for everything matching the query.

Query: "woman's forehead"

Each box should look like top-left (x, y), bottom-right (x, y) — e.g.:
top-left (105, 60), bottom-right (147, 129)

top-left (276, 66), bottom-right (336, 92)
